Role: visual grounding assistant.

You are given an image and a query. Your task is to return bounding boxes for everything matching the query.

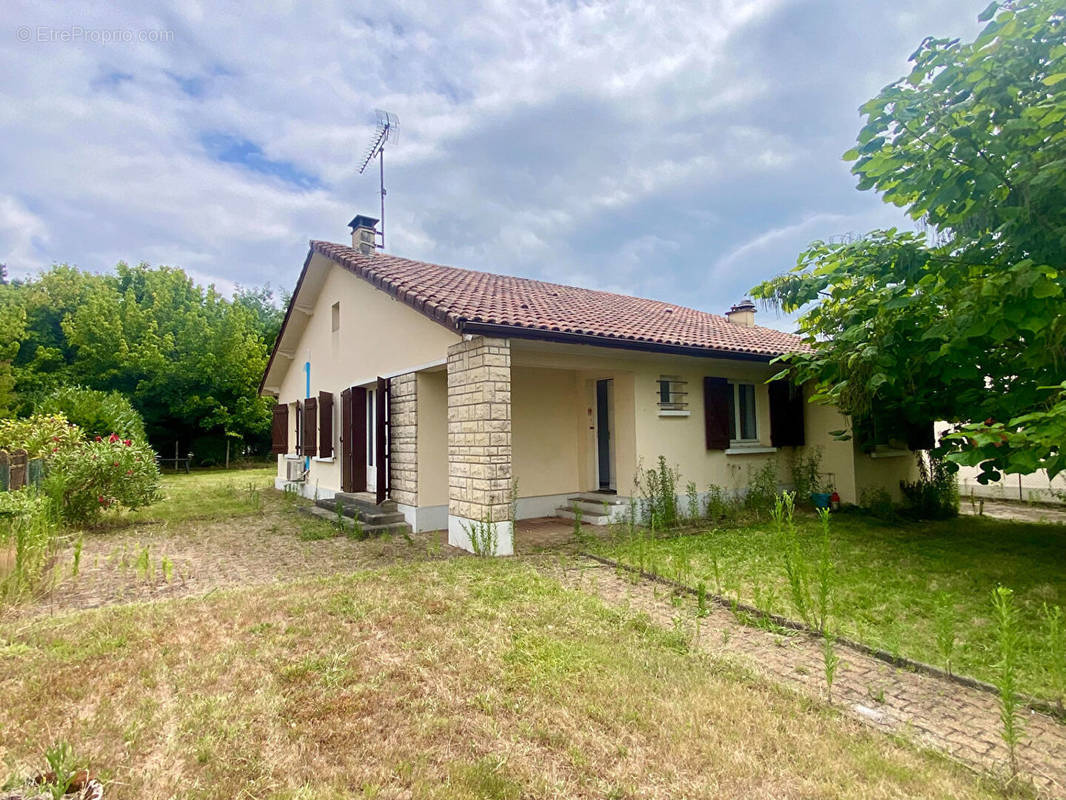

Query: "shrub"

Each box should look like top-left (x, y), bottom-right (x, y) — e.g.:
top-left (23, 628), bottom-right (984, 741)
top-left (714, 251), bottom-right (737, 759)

top-left (744, 461), bottom-right (779, 514)
top-left (0, 414), bottom-right (82, 458)
top-left (900, 452), bottom-right (958, 520)
top-left (635, 456), bottom-right (680, 529)
top-left (788, 447), bottom-right (825, 505)
top-left (858, 487), bottom-right (897, 520)
top-left (45, 435), bottom-right (161, 524)
top-left (36, 386), bottom-right (147, 442)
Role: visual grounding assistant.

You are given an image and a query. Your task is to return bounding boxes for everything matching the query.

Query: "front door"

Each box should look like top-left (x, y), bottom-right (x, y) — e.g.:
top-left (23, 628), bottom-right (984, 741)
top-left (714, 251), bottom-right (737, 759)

top-left (595, 379), bottom-right (615, 491)
top-left (340, 386), bottom-right (368, 493)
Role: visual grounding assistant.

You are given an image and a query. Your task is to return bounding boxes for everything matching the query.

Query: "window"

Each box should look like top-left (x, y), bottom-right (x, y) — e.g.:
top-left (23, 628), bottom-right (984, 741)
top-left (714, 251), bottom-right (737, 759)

top-left (331, 301), bottom-right (340, 332)
top-left (728, 382), bottom-right (757, 442)
top-left (657, 375), bottom-right (688, 413)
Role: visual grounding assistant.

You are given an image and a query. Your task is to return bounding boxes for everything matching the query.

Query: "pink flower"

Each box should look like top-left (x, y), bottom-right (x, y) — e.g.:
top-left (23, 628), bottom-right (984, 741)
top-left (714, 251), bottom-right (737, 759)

top-left (123, 439), bottom-right (131, 446)
top-left (94, 436), bottom-right (102, 442)
top-left (113, 461), bottom-right (120, 467)
top-left (98, 495), bottom-right (105, 504)
top-left (109, 433), bottom-right (120, 443)
top-left (126, 470), bottom-right (133, 476)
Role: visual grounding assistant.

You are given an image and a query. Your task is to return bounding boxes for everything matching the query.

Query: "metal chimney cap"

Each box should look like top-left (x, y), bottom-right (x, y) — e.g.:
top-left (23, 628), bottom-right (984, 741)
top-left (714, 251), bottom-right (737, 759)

top-left (729, 299), bottom-right (757, 313)
top-left (348, 214), bottom-right (379, 230)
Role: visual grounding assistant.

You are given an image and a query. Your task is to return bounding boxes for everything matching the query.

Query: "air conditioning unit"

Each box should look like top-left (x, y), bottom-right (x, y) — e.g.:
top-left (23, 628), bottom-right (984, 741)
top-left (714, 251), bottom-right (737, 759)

top-left (286, 460), bottom-right (306, 481)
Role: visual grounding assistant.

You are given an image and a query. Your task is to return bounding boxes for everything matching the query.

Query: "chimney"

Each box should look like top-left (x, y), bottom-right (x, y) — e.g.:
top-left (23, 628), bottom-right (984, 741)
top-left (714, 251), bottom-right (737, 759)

top-left (726, 299), bottom-right (757, 327)
top-left (348, 214), bottom-right (379, 255)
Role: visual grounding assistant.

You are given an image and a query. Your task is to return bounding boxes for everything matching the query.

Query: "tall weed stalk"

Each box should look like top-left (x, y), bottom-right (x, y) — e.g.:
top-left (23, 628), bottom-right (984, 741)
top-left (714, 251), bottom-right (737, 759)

top-left (991, 586), bottom-right (1024, 777)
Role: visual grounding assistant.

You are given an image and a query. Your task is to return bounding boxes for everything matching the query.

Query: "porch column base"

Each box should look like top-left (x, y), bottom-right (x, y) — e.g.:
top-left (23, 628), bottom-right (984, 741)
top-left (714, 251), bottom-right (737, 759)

top-left (448, 515), bottom-right (514, 557)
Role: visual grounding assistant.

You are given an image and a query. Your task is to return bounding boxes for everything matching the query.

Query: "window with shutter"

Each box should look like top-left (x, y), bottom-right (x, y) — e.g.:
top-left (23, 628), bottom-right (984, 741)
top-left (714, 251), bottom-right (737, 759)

top-left (704, 377), bottom-right (731, 450)
top-left (294, 400), bottom-right (302, 455)
top-left (318, 391), bottom-right (334, 458)
top-left (303, 397), bottom-right (318, 458)
top-left (271, 404), bottom-right (289, 455)
top-left (769, 381), bottom-right (805, 447)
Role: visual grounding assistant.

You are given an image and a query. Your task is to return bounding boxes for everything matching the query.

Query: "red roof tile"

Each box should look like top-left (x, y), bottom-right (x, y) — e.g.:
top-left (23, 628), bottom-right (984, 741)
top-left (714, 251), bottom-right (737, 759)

top-left (312, 240), bottom-right (805, 359)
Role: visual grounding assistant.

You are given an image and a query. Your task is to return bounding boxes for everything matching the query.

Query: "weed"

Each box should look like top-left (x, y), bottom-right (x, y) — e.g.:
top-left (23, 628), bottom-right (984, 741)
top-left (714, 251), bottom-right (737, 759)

top-left (744, 461), bottom-right (779, 515)
top-left (823, 630), bottom-right (840, 705)
top-left (933, 591), bottom-right (957, 675)
top-left (696, 581), bottom-right (709, 618)
top-left (788, 447), bottom-right (825, 506)
top-left (704, 484), bottom-right (736, 522)
top-left (464, 514), bottom-right (499, 557)
top-left (813, 507), bottom-right (833, 634)
top-left (773, 492), bottom-right (811, 626)
top-left (900, 452), bottom-right (959, 520)
top-left (41, 741), bottom-right (83, 800)
top-left (685, 481), bottom-right (700, 522)
top-left (161, 555), bottom-right (174, 583)
top-left (869, 686), bottom-right (885, 704)
top-left (991, 585), bottom-right (1024, 777)
top-left (135, 544), bottom-right (152, 582)
top-left (1043, 603), bottom-right (1064, 713)
top-left (71, 534), bottom-right (83, 578)
top-left (571, 501), bottom-right (584, 542)
top-left (635, 456), bottom-right (680, 529)
top-left (334, 499), bottom-right (345, 529)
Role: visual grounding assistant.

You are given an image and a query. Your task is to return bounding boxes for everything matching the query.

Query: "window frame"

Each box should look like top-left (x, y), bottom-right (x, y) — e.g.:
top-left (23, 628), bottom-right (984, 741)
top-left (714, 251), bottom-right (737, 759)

top-left (727, 381), bottom-right (759, 444)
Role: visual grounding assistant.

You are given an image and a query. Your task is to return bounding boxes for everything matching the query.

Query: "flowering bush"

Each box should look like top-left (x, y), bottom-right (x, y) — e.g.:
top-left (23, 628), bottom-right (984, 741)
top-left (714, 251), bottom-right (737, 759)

top-left (0, 414), bottom-right (83, 458)
top-left (46, 434), bottom-right (161, 524)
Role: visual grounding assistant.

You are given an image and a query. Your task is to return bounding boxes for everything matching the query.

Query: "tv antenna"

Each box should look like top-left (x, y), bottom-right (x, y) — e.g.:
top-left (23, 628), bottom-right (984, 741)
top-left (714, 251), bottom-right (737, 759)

top-left (358, 109), bottom-right (398, 249)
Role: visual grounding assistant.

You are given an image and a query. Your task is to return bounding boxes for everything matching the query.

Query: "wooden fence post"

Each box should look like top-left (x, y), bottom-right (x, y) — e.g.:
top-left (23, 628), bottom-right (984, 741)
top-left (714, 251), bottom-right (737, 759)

top-left (28, 457), bottom-right (45, 489)
top-left (10, 449), bottom-right (28, 491)
top-left (0, 450), bottom-right (9, 492)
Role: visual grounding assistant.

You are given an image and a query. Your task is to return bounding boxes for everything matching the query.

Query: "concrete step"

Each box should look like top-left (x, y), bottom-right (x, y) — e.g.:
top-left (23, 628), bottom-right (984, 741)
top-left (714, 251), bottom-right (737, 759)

top-left (555, 506), bottom-right (612, 526)
top-left (299, 505), bottom-right (412, 537)
top-left (565, 497), bottom-right (629, 516)
top-left (569, 492), bottom-right (629, 506)
top-left (315, 494), bottom-right (404, 525)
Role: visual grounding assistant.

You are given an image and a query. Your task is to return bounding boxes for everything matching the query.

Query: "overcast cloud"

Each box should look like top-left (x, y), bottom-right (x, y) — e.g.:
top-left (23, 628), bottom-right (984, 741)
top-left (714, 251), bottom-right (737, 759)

top-left (2, 0), bottom-right (984, 329)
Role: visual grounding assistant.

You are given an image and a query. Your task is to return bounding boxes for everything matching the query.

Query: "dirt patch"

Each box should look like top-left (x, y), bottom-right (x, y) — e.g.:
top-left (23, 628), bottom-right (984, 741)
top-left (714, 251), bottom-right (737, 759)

top-left (3, 508), bottom-right (459, 622)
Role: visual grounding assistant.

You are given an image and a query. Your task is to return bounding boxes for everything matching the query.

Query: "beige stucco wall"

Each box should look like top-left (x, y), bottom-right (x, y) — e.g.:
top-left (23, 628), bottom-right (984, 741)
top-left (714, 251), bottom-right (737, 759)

top-left (416, 370), bottom-right (448, 507)
top-left (273, 256), bottom-right (461, 490)
top-left (511, 366), bottom-right (582, 497)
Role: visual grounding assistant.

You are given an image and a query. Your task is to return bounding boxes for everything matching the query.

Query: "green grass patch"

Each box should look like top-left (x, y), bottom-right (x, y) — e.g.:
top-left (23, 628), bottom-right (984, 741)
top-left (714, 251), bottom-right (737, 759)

top-left (0, 559), bottom-right (997, 798)
top-left (591, 512), bottom-right (1066, 698)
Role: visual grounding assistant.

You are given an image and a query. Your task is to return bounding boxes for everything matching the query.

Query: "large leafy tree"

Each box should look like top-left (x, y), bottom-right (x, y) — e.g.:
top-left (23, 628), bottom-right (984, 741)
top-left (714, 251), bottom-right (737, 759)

top-left (3, 262), bottom-right (281, 456)
top-left (753, 0), bottom-right (1066, 481)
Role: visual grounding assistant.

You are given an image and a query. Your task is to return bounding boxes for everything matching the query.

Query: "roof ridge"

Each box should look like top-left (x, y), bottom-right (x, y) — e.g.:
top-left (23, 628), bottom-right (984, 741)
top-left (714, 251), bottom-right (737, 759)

top-left (310, 240), bottom-right (737, 325)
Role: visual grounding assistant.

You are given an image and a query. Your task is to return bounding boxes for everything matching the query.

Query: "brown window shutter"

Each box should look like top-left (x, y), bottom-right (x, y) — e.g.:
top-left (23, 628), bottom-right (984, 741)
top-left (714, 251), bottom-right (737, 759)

top-left (318, 391), bottom-right (334, 458)
top-left (704, 377), bottom-right (730, 450)
top-left (769, 381), bottom-right (806, 447)
top-left (906, 420), bottom-right (936, 451)
top-left (303, 397), bottom-right (318, 457)
top-left (271, 404), bottom-right (289, 455)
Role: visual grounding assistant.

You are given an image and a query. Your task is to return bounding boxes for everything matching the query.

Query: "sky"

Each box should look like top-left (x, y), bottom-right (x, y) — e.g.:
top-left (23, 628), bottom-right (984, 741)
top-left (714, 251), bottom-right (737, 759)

top-left (2, 0), bottom-right (985, 331)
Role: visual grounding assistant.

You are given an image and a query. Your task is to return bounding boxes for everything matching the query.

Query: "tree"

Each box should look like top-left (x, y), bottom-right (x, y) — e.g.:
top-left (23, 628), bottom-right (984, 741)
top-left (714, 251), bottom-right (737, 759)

top-left (753, 0), bottom-right (1066, 481)
top-left (5, 262), bottom-right (277, 456)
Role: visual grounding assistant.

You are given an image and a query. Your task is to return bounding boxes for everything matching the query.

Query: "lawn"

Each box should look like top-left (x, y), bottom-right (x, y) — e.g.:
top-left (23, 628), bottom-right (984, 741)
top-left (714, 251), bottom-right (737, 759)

top-left (0, 559), bottom-right (1000, 799)
top-left (588, 510), bottom-right (1066, 699)
top-left (0, 471), bottom-right (1001, 798)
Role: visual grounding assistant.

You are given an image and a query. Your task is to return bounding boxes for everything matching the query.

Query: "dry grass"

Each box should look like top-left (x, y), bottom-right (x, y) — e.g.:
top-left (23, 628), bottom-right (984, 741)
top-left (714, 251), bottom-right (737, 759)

top-left (0, 558), bottom-right (1000, 799)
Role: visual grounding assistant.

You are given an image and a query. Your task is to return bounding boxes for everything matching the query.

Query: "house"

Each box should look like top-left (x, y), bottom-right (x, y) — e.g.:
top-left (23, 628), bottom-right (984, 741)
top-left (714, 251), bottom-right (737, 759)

top-left (260, 216), bottom-right (920, 555)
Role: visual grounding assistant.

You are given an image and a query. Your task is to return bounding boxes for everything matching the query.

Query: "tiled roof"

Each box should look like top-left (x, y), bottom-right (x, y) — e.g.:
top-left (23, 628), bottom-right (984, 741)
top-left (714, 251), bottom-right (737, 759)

top-left (311, 240), bottom-right (805, 359)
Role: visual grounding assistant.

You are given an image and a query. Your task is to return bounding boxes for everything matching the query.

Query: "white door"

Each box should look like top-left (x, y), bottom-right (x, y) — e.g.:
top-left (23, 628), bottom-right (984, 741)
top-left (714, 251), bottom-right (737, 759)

top-left (366, 388), bottom-right (377, 491)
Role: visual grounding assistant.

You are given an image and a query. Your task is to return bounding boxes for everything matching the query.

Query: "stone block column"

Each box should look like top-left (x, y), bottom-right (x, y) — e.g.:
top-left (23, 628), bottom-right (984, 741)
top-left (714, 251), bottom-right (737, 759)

top-left (389, 372), bottom-right (418, 508)
top-left (447, 336), bottom-right (513, 555)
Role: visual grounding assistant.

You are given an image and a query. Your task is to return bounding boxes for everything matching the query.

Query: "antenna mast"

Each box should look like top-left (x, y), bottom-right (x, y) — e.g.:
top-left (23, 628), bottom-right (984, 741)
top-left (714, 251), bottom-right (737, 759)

top-left (358, 109), bottom-right (398, 249)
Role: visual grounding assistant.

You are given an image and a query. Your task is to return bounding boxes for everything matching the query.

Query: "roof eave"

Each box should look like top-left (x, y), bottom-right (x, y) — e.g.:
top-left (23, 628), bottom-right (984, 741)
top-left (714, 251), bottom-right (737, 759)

top-left (459, 321), bottom-right (781, 363)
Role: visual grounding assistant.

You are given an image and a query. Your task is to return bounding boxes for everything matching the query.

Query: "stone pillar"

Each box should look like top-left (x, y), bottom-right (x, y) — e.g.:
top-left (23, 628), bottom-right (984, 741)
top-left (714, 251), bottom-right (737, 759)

top-left (389, 372), bottom-right (418, 508)
top-left (447, 336), bottom-right (513, 555)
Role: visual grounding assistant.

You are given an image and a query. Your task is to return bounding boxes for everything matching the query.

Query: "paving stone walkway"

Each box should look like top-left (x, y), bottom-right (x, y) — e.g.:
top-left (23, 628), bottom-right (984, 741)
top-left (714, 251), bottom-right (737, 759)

top-left (549, 555), bottom-right (1066, 798)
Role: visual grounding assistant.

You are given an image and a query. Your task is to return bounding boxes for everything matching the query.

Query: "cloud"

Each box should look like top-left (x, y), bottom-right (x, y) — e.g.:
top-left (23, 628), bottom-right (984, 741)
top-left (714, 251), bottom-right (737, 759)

top-left (0, 0), bottom-right (985, 316)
